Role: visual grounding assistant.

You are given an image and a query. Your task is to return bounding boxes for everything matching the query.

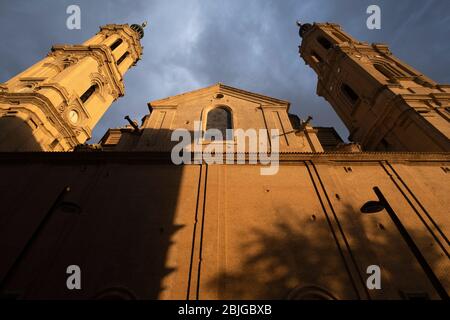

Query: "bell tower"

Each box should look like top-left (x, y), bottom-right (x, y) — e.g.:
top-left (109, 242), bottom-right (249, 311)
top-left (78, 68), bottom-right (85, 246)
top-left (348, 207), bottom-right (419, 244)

top-left (297, 22), bottom-right (450, 152)
top-left (0, 22), bottom-right (146, 151)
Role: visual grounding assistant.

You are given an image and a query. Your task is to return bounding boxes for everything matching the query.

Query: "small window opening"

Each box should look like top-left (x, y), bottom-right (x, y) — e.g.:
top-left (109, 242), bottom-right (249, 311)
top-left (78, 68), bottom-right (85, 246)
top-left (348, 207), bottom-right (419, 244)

top-left (341, 83), bottom-right (359, 105)
top-left (80, 84), bottom-right (98, 103)
top-left (110, 39), bottom-right (123, 51)
top-left (317, 36), bottom-right (332, 50)
top-left (117, 52), bottom-right (130, 65)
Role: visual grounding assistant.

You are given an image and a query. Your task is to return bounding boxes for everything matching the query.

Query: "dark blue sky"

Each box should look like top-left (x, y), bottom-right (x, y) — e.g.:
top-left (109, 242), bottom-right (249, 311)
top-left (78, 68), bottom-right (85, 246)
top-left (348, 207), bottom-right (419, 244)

top-left (1, 0), bottom-right (449, 142)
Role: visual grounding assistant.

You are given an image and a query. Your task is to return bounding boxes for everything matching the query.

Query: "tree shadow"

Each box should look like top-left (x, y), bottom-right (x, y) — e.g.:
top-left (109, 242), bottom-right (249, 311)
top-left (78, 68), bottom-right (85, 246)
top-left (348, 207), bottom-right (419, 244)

top-left (207, 202), bottom-right (448, 300)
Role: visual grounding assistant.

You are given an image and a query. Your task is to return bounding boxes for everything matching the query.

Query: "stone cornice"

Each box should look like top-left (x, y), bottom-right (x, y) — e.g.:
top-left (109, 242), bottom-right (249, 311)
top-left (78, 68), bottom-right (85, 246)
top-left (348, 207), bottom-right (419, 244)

top-left (4, 83), bottom-right (92, 139)
top-left (37, 82), bottom-right (71, 103)
top-left (149, 104), bottom-right (178, 110)
top-left (50, 45), bottom-right (125, 97)
top-left (0, 151), bottom-right (448, 164)
top-left (0, 92), bottom-right (81, 147)
top-left (149, 83), bottom-right (290, 111)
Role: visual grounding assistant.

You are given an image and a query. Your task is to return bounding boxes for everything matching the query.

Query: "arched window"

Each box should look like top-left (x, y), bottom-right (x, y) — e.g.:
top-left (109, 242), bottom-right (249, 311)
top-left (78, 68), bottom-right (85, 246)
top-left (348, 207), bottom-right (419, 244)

top-left (205, 107), bottom-right (232, 141)
top-left (341, 83), bottom-right (359, 106)
top-left (317, 36), bottom-right (332, 50)
top-left (110, 38), bottom-right (123, 51)
top-left (80, 84), bottom-right (98, 103)
top-left (117, 51), bottom-right (129, 65)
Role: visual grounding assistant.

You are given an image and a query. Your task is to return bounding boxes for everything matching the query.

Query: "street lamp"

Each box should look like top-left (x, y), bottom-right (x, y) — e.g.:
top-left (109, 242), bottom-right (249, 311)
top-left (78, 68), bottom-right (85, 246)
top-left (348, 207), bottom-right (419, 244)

top-left (361, 186), bottom-right (448, 300)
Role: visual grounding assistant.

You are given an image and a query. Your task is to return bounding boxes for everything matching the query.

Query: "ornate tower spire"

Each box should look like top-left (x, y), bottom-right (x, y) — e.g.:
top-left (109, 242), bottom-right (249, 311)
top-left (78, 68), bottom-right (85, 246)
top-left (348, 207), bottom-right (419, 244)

top-left (0, 23), bottom-right (145, 151)
top-left (297, 22), bottom-right (450, 152)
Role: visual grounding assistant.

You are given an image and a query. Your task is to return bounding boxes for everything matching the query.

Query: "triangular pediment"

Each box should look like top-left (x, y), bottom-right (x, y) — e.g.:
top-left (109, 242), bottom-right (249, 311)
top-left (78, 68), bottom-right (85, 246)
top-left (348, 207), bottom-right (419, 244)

top-left (147, 83), bottom-right (290, 111)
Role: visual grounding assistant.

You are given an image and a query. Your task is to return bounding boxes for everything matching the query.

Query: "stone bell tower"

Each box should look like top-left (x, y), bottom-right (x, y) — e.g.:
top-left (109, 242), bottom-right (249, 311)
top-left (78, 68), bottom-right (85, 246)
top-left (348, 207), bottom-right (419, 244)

top-left (297, 22), bottom-right (450, 152)
top-left (0, 22), bottom-right (146, 151)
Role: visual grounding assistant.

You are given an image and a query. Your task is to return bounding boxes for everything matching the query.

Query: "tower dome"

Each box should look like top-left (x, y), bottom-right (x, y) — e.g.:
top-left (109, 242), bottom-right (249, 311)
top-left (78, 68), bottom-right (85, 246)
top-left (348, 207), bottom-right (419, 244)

top-left (130, 21), bottom-right (147, 39)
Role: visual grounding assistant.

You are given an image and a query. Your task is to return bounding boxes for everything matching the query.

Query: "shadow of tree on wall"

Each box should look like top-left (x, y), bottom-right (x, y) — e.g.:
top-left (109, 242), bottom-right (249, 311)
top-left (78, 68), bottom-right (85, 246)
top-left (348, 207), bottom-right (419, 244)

top-left (207, 203), bottom-right (448, 300)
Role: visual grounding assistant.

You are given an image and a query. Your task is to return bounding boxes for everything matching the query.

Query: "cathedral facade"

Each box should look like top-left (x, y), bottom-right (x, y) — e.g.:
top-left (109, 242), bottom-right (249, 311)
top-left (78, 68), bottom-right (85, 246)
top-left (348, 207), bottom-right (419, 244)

top-left (0, 22), bottom-right (448, 300)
